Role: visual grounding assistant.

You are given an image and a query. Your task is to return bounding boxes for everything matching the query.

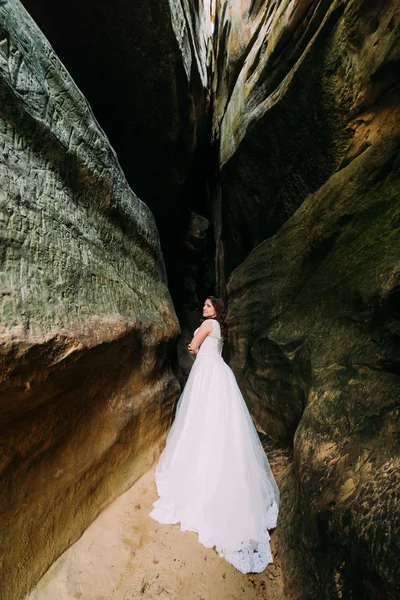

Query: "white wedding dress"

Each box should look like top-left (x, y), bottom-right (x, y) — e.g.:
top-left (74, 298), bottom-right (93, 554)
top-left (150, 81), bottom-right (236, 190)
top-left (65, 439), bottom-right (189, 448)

top-left (150, 319), bottom-right (279, 573)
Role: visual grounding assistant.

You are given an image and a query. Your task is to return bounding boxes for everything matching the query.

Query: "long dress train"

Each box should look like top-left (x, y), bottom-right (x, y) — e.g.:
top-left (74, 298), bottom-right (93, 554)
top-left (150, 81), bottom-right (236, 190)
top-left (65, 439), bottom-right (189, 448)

top-left (149, 319), bottom-right (279, 574)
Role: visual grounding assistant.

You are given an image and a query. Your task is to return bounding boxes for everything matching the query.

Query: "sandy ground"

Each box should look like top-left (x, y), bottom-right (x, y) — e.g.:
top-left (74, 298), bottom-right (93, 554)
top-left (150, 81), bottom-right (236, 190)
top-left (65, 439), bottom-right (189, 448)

top-left (26, 467), bottom-right (284, 600)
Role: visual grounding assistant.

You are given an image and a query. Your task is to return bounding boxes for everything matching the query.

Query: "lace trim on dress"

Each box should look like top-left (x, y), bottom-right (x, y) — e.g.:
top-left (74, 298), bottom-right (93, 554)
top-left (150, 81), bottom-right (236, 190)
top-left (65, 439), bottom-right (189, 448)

top-left (151, 490), bottom-right (278, 574)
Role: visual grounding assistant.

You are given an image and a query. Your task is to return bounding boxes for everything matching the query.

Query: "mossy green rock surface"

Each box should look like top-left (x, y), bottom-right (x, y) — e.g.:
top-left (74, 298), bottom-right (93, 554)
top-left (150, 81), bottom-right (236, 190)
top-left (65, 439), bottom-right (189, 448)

top-left (216, 0), bottom-right (400, 279)
top-left (20, 0), bottom-right (211, 264)
top-left (0, 3), bottom-right (180, 599)
top-left (227, 87), bottom-right (400, 600)
top-left (222, 0), bottom-right (400, 598)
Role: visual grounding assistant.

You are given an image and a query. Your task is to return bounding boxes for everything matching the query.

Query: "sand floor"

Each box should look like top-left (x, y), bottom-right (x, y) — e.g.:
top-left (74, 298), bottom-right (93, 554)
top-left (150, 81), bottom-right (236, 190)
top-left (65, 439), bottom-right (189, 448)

top-left (26, 467), bottom-right (284, 600)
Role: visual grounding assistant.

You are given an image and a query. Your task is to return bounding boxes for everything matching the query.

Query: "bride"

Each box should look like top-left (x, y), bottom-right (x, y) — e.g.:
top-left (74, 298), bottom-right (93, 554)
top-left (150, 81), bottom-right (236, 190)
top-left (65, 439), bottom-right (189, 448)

top-left (150, 296), bottom-right (279, 573)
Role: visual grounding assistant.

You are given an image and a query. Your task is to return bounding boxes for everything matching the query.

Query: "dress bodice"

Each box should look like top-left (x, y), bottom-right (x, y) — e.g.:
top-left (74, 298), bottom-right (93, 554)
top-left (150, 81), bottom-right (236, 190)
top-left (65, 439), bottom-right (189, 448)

top-left (195, 319), bottom-right (223, 357)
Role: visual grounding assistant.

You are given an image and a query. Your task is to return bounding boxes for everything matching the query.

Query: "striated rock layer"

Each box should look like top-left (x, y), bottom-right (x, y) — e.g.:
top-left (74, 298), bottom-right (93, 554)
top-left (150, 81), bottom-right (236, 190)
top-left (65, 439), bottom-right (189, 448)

top-left (2, 0), bottom-right (399, 598)
top-left (228, 136), bottom-right (400, 599)
top-left (20, 0), bottom-right (216, 343)
top-left (0, 2), bottom-right (180, 600)
top-left (221, 0), bottom-right (400, 598)
top-left (215, 0), bottom-right (400, 278)
top-left (20, 0), bottom-right (213, 268)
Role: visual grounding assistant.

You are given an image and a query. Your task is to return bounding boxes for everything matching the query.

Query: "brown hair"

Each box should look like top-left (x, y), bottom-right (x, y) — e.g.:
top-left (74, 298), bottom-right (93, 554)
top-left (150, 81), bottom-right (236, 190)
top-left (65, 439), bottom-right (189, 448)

top-left (206, 296), bottom-right (227, 339)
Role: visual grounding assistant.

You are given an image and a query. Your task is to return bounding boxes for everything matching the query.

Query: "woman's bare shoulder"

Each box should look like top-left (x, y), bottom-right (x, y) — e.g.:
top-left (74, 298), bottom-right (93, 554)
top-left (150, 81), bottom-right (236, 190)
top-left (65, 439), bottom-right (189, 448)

top-left (199, 319), bottom-right (213, 331)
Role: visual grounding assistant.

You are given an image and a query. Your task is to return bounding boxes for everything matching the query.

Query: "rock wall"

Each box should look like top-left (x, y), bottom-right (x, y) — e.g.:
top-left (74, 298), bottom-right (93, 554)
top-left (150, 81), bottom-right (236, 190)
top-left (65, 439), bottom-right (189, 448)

top-left (215, 0), bottom-right (400, 278)
top-left (20, 0), bottom-right (216, 343)
top-left (228, 135), bottom-right (400, 598)
top-left (2, 0), bottom-right (399, 598)
top-left (0, 2), bottom-right (180, 599)
top-left (220, 0), bottom-right (400, 598)
top-left (20, 0), bottom-right (212, 268)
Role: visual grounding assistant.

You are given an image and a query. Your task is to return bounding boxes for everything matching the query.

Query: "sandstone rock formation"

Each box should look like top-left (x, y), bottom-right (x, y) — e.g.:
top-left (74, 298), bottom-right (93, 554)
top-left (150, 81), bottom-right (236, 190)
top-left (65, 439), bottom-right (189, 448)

top-left (2, 0), bottom-right (400, 599)
top-left (20, 0), bottom-right (217, 340)
top-left (215, 0), bottom-right (400, 279)
top-left (220, 0), bottom-right (400, 598)
top-left (0, 2), bottom-right (180, 599)
top-left (228, 135), bottom-right (400, 598)
top-left (20, 0), bottom-right (212, 265)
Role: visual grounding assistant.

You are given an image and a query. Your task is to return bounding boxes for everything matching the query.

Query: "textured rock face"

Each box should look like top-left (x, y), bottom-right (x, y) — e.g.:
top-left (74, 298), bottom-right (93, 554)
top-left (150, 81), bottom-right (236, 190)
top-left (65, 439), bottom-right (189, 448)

top-left (20, 0), bottom-right (212, 266)
top-left (222, 0), bottom-right (400, 598)
top-left (228, 136), bottom-right (400, 599)
top-left (3, 0), bottom-right (400, 598)
top-left (215, 0), bottom-right (400, 279)
top-left (20, 0), bottom-right (216, 346)
top-left (0, 3), bottom-right (180, 599)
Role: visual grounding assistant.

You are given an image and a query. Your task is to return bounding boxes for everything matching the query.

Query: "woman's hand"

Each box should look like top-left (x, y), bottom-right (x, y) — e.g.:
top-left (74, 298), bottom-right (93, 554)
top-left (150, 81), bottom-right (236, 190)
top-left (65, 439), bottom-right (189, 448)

top-left (187, 343), bottom-right (195, 354)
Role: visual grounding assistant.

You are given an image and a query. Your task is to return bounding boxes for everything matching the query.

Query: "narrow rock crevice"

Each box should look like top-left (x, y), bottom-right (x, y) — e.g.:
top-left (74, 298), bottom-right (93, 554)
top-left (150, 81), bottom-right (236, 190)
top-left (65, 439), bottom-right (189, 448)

top-left (1, 1), bottom-right (400, 600)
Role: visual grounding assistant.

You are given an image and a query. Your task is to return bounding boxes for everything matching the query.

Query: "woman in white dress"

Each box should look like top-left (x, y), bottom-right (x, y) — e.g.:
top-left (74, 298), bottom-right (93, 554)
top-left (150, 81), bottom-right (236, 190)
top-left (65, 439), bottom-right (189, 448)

top-left (150, 297), bottom-right (279, 573)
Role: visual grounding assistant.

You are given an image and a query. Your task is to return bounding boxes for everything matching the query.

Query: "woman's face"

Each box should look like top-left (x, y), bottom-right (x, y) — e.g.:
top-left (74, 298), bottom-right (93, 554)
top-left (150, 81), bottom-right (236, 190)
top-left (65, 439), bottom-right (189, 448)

top-left (203, 298), bottom-right (216, 318)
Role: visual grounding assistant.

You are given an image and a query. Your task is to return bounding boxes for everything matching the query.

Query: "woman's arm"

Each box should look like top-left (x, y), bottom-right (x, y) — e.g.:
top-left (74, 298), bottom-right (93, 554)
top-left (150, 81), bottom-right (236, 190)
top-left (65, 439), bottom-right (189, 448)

top-left (188, 320), bottom-right (213, 354)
